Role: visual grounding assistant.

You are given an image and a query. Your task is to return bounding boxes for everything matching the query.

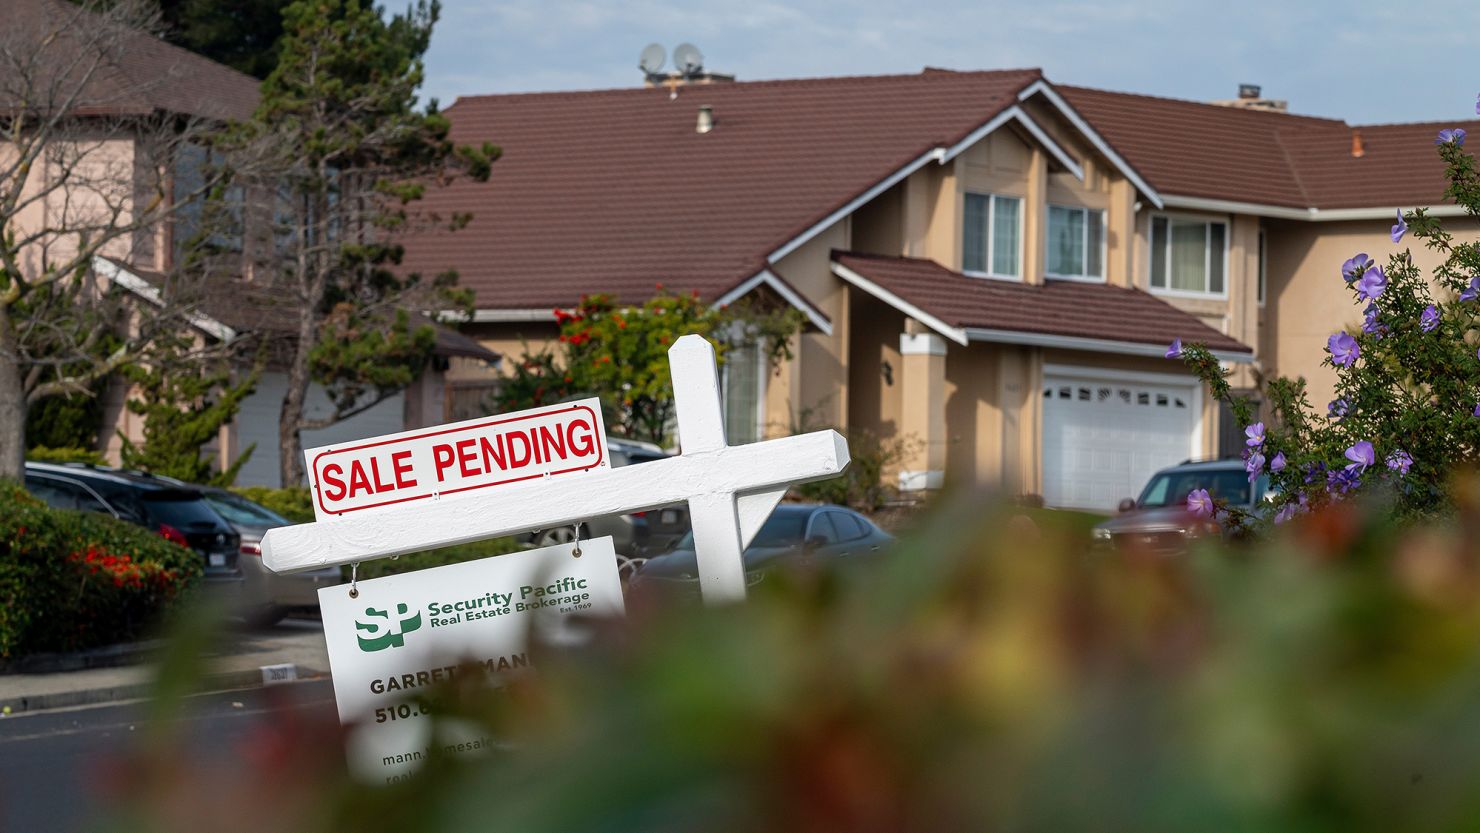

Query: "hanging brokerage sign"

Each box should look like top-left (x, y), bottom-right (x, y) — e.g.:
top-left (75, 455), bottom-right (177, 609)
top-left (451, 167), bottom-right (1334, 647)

top-left (304, 398), bottom-right (608, 520)
top-left (318, 536), bottom-right (626, 784)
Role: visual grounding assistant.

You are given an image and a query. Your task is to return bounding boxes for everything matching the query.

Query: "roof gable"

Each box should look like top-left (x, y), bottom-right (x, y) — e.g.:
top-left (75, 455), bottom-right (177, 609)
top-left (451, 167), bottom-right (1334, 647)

top-left (398, 69), bottom-right (1048, 311)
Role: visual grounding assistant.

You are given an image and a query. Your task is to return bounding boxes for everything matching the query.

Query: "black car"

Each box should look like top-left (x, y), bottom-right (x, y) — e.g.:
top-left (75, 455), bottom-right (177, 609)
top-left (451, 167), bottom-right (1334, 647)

top-left (628, 503), bottom-right (893, 599)
top-left (24, 461), bottom-right (242, 582)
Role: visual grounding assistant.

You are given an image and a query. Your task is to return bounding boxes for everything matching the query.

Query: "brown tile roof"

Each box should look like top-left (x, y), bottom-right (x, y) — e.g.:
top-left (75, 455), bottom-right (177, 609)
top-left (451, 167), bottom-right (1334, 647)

top-left (1059, 84), bottom-right (1480, 210)
top-left (9, 0), bottom-right (259, 121)
top-left (399, 69), bottom-right (1045, 311)
top-left (832, 251), bottom-right (1252, 355)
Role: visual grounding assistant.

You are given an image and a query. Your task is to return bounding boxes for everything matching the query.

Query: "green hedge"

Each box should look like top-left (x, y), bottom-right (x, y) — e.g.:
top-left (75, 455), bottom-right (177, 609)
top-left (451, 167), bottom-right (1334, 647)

top-left (232, 486), bottom-right (315, 523)
top-left (26, 446), bottom-right (108, 466)
top-left (0, 481), bottom-right (202, 658)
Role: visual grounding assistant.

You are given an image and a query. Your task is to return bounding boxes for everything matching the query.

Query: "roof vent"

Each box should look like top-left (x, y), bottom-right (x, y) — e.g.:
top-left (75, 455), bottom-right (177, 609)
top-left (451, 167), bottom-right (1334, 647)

top-left (1351, 129), bottom-right (1365, 158)
top-left (1238, 83), bottom-right (1262, 100)
top-left (696, 105), bottom-right (714, 134)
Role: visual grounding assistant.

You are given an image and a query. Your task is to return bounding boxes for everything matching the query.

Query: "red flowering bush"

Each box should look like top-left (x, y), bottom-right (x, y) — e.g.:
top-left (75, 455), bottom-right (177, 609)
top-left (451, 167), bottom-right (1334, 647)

top-left (0, 481), bottom-right (201, 658)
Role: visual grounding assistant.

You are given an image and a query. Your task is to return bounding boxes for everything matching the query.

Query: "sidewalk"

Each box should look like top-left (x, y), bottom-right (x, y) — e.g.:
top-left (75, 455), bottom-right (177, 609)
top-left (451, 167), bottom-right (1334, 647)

top-left (0, 617), bottom-right (330, 715)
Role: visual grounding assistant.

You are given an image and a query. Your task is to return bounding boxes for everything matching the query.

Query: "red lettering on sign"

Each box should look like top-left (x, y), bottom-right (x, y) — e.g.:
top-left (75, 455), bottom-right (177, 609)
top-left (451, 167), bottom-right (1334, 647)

top-left (322, 463), bottom-right (347, 502)
top-left (347, 460), bottom-right (372, 498)
top-left (507, 430), bottom-right (531, 468)
top-left (456, 438), bottom-right (478, 478)
top-left (433, 444), bottom-right (455, 482)
top-left (369, 457), bottom-right (394, 493)
top-left (568, 419), bottom-right (594, 456)
top-left (391, 450), bottom-right (416, 489)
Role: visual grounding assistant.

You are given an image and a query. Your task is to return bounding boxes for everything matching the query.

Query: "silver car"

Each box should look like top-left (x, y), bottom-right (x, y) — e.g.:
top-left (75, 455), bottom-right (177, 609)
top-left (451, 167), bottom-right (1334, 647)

top-left (1091, 458), bottom-right (1272, 554)
top-left (199, 489), bottom-right (343, 626)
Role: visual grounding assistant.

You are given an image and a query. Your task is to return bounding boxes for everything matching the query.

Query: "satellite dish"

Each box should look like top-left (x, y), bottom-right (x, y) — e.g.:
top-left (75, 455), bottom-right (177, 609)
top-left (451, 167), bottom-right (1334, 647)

top-left (673, 42), bottom-right (704, 76)
top-left (639, 43), bottom-right (666, 75)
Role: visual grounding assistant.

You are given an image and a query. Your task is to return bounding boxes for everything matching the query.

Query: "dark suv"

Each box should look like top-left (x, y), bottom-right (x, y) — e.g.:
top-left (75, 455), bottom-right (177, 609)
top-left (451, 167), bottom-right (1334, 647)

top-left (24, 461), bottom-right (242, 583)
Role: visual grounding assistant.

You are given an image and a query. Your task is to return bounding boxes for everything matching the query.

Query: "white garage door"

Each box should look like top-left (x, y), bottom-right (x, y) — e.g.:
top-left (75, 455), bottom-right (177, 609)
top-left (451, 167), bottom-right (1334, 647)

top-left (1042, 371), bottom-right (1198, 511)
top-left (234, 372), bottom-right (406, 487)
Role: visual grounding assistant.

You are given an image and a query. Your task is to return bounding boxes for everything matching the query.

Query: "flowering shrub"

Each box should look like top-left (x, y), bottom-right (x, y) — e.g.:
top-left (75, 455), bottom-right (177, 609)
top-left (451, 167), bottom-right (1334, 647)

top-left (495, 289), bottom-right (803, 446)
top-left (1176, 116), bottom-right (1480, 524)
top-left (0, 481), bottom-right (201, 658)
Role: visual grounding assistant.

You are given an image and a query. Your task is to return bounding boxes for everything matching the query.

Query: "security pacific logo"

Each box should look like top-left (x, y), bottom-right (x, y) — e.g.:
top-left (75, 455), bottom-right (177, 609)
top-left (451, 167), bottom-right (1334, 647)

top-left (355, 603), bottom-right (423, 652)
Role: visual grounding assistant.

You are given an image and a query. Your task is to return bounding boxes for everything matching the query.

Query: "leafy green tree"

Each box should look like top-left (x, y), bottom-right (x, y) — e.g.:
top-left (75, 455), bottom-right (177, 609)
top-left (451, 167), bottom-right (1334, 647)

top-left (117, 340), bottom-right (259, 486)
top-left (495, 290), bottom-right (803, 446)
top-left (1177, 125), bottom-right (1480, 524)
top-left (233, 0), bottom-right (498, 485)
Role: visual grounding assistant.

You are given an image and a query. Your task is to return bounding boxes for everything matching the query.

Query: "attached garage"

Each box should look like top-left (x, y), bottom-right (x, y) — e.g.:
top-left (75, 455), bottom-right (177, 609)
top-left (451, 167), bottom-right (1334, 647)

top-left (1041, 367), bottom-right (1202, 511)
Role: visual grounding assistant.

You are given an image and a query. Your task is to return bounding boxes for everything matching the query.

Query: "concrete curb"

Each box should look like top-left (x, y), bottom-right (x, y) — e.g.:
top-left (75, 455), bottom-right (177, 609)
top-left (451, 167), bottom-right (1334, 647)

top-left (0, 665), bottom-right (328, 716)
top-left (0, 640), bottom-right (167, 675)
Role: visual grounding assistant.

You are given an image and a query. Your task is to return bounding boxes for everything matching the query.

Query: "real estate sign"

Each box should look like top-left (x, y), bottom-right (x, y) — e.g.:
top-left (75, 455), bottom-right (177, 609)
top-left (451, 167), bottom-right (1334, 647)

top-left (318, 537), bottom-right (625, 783)
top-left (303, 398), bottom-right (609, 520)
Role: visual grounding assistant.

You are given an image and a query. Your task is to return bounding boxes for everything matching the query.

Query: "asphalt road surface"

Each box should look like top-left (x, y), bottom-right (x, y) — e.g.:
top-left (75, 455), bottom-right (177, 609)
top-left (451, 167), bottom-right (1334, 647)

top-left (0, 679), bottom-right (337, 833)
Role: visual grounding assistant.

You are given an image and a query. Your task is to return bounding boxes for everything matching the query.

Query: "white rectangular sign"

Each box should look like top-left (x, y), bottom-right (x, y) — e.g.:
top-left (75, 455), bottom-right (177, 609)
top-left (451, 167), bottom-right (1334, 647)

top-left (304, 398), bottom-right (609, 521)
top-left (318, 537), bottom-right (625, 783)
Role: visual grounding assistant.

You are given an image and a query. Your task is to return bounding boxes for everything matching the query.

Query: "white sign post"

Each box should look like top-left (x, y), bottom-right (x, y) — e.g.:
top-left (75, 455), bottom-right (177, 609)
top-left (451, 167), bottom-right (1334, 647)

top-left (263, 335), bottom-right (850, 604)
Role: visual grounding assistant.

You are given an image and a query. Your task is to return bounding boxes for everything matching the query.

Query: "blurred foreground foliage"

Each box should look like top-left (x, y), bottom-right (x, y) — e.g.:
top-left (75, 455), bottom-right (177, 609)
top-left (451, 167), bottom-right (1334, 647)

top-left (109, 480), bottom-right (1480, 832)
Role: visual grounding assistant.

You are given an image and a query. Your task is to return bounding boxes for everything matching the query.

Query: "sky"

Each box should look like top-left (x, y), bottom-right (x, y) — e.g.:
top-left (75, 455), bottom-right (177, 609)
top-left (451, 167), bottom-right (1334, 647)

top-left (421, 0), bottom-right (1479, 125)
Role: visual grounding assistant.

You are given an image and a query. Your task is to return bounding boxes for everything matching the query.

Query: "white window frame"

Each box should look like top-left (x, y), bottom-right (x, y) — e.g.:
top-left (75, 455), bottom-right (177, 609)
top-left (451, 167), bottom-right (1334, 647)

top-left (961, 192), bottom-right (1024, 282)
top-left (1257, 228), bottom-right (1266, 306)
top-left (720, 336), bottom-right (767, 445)
top-left (1045, 203), bottom-right (1107, 282)
top-left (1148, 212), bottom-right (1230, 300)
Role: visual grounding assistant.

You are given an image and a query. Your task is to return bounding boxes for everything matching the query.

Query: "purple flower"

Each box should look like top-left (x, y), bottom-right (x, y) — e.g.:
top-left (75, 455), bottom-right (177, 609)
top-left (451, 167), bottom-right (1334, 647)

top-left (1187, 488), bottom-right (1214, 518)
top-left (1421, 304), bottom-right (1440, 332)
top-left (1329, 398), bottom-right (1350, 420)
top-left (1392, 209), bottom-right (1407, 244)
top-left (1344, 441), bottom-right (1376, 471)
top-left (1475, 93), bottom-right (1479, 116)
top-left (1328, 332), bottom-right (1360, 367)
top-left (1473, 402), bottom-right (1480, 417)
top-left (1245, 450), bottom-right (1266, 483)
top-left (1165, 338), bottom-right (1182, 359)
top-left (1270, 452), bottom-right (1286, 472)
top-left (1461, 277), bottom-right (1480, 302)
top-left (1361, 303), bottom-right (1386, 337)
top-left (1275, 503), bottom-right (1298, 524)
top-left (1305, 461), bottom-right (1328, 484)
top-left (1386, 450), bottom-right (1412, 476)
top-left (1328, 466), bottom-right (1361, 495)
top-left (1437, 128), bottom-right (1467, 146)
top-left (1245, 422), bottom-right (1265, 447)
top-left (1341, 253), bottom-right (1372, 283)
top-left (1355, 265), bottom-right (1387, 300)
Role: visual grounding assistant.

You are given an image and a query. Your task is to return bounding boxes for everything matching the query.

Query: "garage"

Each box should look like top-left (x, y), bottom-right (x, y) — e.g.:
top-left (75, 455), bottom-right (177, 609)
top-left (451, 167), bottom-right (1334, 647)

top-left (1041, 368), bottom-right (1201, 511)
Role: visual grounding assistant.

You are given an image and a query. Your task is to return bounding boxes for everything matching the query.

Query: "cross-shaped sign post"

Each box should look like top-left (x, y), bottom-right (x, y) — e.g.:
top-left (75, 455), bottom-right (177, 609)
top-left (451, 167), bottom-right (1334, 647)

top-left (262, 335), bottom-right (851, 604)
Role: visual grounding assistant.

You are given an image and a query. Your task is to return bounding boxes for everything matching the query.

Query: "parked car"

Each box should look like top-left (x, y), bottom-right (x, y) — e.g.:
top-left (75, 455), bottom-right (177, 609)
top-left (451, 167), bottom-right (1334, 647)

top-left (525, 437), bottom-right (692, 561)
top-left (627, 503), bottom-right (893, 601)
top-left (196, 488), bottom-right (342, 626)
top-left (1091, 458), bottom-right (1272, 554)
top-left (22, 461), bottom-right (242, 585)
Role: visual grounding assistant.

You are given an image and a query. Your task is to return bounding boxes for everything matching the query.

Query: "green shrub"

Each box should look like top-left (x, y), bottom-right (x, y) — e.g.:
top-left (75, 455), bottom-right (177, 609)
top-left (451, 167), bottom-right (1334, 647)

top-left (792, 429), bottom-right (920, 513)
top-left (231, 486), bottom-right (315, 523)
top-left (0, 481), bottom-right (202, 658)
top-left (26, 446), bottom-right (108, 466)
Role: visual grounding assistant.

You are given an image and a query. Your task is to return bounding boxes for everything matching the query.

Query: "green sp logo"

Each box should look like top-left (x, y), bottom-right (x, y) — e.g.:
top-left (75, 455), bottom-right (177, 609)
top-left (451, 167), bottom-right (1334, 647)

top-left (355, 602), bottom-right (423, 652)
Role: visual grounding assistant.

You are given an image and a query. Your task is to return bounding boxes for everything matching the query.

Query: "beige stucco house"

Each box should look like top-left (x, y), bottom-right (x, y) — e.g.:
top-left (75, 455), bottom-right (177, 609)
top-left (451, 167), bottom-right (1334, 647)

top-left (400, 69), bottom-right (1478, 512)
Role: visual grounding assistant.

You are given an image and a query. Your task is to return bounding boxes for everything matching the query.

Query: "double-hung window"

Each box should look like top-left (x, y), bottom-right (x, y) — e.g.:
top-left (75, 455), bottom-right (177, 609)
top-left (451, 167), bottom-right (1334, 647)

top-left (1046, 204), bottom-right (1105, 280)
top-left (962, 193), bottom-right (1022, 279)
top-left (1150, 215), bottom-right (1227, 295)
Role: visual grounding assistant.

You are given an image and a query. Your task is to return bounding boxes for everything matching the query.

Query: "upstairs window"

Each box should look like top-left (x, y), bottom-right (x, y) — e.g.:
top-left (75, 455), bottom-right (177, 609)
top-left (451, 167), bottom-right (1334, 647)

top-left (962, 193), bottom-right (1021, 278)
top-left (1150, 215), bottom-right (1226, 295)
top-left (1047, 204), bottom-right (1105, 280)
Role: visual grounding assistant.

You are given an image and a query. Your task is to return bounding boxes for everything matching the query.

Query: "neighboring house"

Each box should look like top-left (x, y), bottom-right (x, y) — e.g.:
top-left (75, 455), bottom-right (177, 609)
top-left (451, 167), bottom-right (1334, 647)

top-left (399, 68), bottom-right (1480, 512)
top-left (7, 0), bottom-right (496, 486)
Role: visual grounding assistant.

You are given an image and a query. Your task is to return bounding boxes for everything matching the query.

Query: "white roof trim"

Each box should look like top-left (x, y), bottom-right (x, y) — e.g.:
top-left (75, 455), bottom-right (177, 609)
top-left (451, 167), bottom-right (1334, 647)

top-left (714, 268), bottom-right (834, 335)
top-left (938, 105), bottom-right (1084, 180)
top-left (829, 261), bottom-right (968, 346)
top-left (962, 326), bottom-right (1254, 363)
top-left (442, 308), bottom-right (558, 323)
top-left (93, 256), bottom-right (237, 343)
top-left (1160, 193), bottom-right (1470, 221)
top-left (767, 148), bottom-right (941, 265)
top-left (767, 98), bottom-right (1091, 267)
top-left (1017, 79), bottom-right (1165, 210)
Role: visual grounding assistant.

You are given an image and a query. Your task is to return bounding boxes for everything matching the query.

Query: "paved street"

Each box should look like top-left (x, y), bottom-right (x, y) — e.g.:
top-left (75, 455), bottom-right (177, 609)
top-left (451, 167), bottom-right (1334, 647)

top-left (0, 672), bottom-right (336, 833)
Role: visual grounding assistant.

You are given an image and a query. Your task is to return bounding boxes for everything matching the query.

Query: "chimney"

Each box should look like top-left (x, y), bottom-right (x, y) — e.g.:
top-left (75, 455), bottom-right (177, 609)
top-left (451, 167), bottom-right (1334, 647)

top-left (1351, 129), bottom-right (1365, 158)
top-left (696, 105), bottom-right (714, 134)
top-left (1210, 83), bottom-right (1288, 112)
